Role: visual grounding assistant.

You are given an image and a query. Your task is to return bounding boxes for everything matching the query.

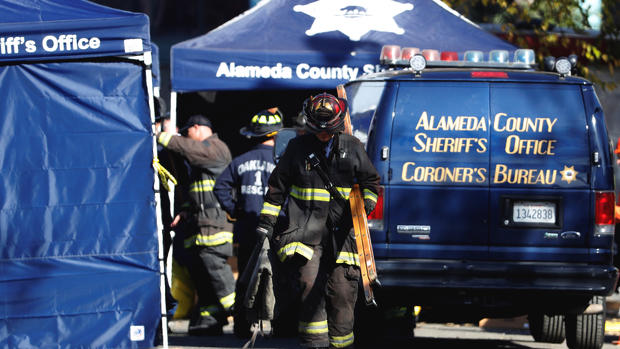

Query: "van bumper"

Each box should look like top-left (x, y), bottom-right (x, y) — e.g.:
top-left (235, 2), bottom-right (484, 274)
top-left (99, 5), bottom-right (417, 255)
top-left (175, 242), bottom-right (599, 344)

top-left (376, 259), bottom-right (619, 296)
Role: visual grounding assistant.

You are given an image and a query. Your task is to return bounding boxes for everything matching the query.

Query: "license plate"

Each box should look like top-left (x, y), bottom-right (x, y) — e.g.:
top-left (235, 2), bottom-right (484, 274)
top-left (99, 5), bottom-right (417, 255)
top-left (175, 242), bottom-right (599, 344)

top-left (513, 201), bottom-right (556, 224)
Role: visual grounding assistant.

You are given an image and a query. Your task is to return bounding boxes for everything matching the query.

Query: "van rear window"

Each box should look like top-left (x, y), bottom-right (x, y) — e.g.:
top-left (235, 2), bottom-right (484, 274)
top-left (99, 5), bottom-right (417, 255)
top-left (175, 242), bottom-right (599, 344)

top-left (346, 81), bottom-right (386, 145)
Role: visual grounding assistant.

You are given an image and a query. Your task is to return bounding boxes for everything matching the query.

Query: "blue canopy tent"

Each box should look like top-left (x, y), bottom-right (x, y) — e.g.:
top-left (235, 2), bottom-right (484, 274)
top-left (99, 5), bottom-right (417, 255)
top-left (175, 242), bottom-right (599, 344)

top-left (171, 0), bottom-right (516, 93)
top-left (0, 1), bottom-right (165, 348)
top-left (169, 0), bottom-right (516, 156)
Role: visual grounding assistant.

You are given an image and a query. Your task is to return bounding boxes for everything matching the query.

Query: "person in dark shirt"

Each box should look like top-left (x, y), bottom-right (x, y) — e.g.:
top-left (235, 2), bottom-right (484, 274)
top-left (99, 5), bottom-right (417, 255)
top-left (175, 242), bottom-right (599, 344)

top-left (158, 114), bottom-right (235, 335)
top-left (214, 108), bottom-right (283, 337)
top-left (256, 94), bottom-right (380, 348)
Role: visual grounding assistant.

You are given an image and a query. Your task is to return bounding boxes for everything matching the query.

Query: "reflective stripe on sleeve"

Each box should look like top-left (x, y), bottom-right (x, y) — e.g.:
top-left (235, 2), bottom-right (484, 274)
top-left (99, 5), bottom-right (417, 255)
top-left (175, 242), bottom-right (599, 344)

top-left (363, 188), bottom-right (378, 203)
top-left (190, 179), bottom-right (215, 192)
top-left (184, 232), bottom-right (233, 248)
top-left (277, 242), bottom-right (314, 262)
top-left (260, 202), bottom-right (281, 216)
top-left (336, 187), bottom-right (351, 199)
top-left (158, 132), bottom-right (173, 147)
top-left (335, 252), bottom-right (360, 266)
top-left (219, 292), bottom-right (236, 310)
top-left (330, 332), bottom-right (354, 348)
top-left (298, 320), bottom-right (328, 334)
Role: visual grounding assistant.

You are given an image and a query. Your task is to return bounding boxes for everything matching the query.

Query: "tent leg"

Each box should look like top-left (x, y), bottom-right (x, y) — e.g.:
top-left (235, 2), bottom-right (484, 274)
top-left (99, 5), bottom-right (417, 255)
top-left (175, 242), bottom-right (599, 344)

top-left (146, 67), bottom-right (169, 349)
top-left (170, 91), bottom-right (177, 132)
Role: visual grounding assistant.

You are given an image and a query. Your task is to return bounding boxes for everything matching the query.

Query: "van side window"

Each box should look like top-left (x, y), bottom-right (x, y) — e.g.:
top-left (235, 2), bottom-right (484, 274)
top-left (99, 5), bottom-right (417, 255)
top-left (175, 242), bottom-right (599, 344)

top-left (345, 81), bottom-right (386, 145)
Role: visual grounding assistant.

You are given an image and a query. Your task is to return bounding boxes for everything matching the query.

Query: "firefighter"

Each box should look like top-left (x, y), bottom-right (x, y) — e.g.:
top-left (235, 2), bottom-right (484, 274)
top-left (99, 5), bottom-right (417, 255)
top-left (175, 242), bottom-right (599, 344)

top-left (256, 93), bottom-right (380, 348)
top-left (153, 96), bottom-right (181, 317)
top-left (213, 107), bottom-right (283, 337)
top-left (157, 114), bottom-right (236, 335)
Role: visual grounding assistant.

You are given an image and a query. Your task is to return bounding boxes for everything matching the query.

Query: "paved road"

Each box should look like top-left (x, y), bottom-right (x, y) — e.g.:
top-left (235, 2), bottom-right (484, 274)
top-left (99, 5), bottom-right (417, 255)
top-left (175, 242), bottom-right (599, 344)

top-left (159, 318), bottom-right (620, 349)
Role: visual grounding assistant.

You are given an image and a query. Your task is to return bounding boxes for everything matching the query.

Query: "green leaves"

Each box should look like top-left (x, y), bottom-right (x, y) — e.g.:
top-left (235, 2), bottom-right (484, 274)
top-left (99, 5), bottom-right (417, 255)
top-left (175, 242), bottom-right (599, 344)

top-left (443, 0), bottom-right (619, 90)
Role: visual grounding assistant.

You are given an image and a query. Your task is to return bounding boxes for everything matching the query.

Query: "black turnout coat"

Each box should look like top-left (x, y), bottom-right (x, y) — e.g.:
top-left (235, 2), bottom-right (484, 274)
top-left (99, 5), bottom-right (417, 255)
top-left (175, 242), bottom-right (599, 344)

top-left (258, 133), bottom-right (380, 264)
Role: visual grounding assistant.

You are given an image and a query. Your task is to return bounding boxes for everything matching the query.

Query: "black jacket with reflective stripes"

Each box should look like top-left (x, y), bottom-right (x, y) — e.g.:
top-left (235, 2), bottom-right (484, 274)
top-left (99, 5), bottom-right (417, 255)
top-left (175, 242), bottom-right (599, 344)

top-left (158, 132), bottom-right (233, 248)
top-left (258, 133), bottom-right (380, 263)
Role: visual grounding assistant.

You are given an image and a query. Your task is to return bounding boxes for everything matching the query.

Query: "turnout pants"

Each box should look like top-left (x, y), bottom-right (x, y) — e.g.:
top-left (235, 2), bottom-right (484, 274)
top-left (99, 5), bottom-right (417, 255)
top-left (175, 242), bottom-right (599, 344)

top-left (187, 243), bottom-right (236, 329)
top-left (233, 239), bottom-right (255, 336)
top-left (297, 244), bottom-right (360, 348)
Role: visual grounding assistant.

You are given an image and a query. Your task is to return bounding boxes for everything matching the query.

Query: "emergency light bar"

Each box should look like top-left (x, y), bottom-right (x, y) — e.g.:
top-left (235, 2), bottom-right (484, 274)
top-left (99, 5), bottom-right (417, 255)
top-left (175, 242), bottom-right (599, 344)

top-left (401, 47), bottom-right (420, 61)
top-left (379, 45), bottom-right (536, 70)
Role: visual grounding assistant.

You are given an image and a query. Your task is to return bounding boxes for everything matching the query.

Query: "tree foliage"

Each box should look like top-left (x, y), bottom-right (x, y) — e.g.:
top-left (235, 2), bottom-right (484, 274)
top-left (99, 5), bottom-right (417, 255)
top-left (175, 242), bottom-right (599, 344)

top-left (444, 0), bottom-right (619, 89)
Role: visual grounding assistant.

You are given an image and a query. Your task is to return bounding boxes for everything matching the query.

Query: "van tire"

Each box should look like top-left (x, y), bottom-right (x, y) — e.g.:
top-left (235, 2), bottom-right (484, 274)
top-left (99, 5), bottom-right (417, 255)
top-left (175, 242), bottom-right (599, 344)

top-left (565, 296), bottom-right (605, 349)
top-left (527, 313), bottom-right (566, 343)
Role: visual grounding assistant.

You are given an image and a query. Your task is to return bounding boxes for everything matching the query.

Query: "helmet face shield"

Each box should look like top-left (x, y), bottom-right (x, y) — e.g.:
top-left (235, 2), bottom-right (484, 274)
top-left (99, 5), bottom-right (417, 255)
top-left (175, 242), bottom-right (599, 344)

top-left (303, 93), bottom-right (348, 134)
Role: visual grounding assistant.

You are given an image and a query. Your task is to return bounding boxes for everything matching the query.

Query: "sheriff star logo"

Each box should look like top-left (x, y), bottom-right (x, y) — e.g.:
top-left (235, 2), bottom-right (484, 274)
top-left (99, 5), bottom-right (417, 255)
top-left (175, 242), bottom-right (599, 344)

top-left (560, 165), bottom-right (578, 184)
top-left (293, 0), bottom-right (414, 41)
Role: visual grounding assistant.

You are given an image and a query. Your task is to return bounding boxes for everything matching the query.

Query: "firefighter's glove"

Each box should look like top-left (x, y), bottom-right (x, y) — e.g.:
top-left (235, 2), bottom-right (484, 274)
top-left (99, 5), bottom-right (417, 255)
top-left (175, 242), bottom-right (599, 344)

top-left (364, 199), bottom-right (376, 216)
top-left (153, 157), bottom-right (177, 192)
top-left (256, 224), bottom-right (273, 241)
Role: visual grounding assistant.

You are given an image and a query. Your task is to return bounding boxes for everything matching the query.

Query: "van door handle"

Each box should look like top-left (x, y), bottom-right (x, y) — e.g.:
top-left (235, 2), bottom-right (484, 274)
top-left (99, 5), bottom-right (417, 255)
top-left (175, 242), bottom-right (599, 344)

top-left (561, 231), bottom-right (581, 239)
top-left (381, 146), bottom-right (389, 160)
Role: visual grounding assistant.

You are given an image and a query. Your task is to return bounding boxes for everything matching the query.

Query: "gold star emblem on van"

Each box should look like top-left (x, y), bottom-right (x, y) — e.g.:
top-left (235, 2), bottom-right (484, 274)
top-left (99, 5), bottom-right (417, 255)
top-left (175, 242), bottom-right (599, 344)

top-left (560, 165), bottom-right (578, 184)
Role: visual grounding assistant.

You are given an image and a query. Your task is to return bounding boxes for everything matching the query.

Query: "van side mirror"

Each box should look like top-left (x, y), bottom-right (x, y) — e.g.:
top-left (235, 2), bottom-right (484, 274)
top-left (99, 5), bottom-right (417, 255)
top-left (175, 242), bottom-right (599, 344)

top-left (273, 128), bottom-right (298, 163)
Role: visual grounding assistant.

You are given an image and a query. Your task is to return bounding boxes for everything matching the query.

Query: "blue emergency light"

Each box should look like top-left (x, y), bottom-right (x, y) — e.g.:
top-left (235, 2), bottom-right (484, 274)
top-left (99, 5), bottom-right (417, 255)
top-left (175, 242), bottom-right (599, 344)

top-left (489, 50), bottom-right (510, 63)
top-left (464, 50), bottom-right (484, 62)
top-left (514, 49), bottom-right (536, 64)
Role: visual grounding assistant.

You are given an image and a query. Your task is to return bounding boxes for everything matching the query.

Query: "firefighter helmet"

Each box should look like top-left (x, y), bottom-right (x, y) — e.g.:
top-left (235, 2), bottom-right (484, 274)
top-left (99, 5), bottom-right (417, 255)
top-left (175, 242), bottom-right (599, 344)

top-left (302, 93), bottom-right (347, 133)
top-left (240, 107), bottom-right (284, 138)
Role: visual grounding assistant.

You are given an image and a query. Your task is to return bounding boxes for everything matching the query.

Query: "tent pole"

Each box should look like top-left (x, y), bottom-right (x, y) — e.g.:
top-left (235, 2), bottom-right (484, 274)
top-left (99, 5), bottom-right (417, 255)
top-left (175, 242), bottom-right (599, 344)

top-left (170, 91), bottom-right (177, 132)
top-left (168, 91), bottom-right (178, 235)
top-left (146, 62), bottom-right (169, 349)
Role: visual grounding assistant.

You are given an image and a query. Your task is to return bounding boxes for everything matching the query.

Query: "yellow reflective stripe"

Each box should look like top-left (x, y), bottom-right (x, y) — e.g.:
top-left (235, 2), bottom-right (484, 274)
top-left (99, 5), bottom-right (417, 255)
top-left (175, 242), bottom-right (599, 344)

top-left (219, 292), bottom-right (235, 309)
top-left (190, 179), bottom-right (215, 192)
top-left (200, 305), bottom-right (220, 317)
top-left (261, 202), bottom-right (281, 216)
top-left (195, 232), bottom-right (233, 246)
top-left (277, 242), bottom-right (314, 262)
top-left (336, 187), bottom-right (351, 199)
top-left (158, 132), bottom-right (173, 147)
top-left (330, 332), bottom-right (354, 348)
top-left (336, 252), bottom-right (360, 266)
top-left (363, 188), bottom-right (378, 203)
top-left (290, 185), bottom-right (331, 202)
top-left (184, 232), bottom-right (233, 248)
top-left (253, 113), bottom-right (282, 125)
top-left (298, 320), bottom-right (328, 334)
